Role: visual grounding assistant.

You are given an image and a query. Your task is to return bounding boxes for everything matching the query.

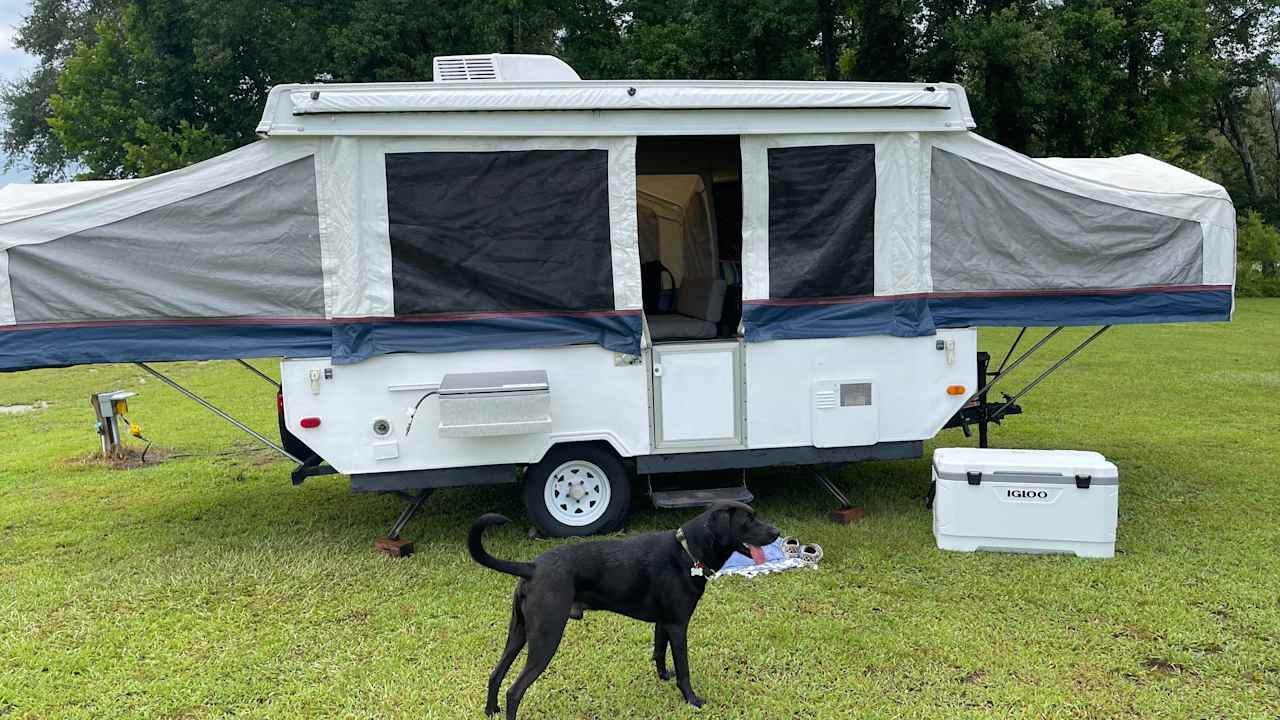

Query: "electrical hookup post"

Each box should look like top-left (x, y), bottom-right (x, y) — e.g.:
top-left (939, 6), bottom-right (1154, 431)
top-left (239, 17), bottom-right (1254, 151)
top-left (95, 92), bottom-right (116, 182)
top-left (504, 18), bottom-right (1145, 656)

top-left (90, 390), bottom-right (139, 458)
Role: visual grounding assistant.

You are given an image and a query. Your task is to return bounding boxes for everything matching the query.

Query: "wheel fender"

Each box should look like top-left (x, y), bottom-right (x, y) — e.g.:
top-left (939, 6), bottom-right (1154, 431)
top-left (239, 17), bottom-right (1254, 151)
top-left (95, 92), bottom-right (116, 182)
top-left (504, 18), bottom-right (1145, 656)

top-left (533, 437), bottom-right (631, 466)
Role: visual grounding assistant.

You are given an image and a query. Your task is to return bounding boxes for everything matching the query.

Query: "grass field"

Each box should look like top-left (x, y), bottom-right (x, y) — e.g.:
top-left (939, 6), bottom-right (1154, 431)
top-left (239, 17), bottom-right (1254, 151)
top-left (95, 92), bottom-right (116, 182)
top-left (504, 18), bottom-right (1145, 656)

top-left (1, 300), bottom-right (1278, 719)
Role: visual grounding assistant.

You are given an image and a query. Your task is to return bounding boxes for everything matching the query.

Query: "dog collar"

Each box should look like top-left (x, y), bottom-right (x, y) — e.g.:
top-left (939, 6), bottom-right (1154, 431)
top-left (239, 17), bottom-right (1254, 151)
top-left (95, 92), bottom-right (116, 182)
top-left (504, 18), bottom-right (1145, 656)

top-left (675, 528), bottom-right (715, 580)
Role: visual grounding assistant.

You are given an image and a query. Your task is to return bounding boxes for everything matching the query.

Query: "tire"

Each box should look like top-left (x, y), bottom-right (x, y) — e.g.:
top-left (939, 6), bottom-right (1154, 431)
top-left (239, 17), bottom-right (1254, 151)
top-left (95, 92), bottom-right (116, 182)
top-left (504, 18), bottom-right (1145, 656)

top-left (276, 389), bottom-right (317, 462)
top-left (523, 444), bottom-right (631, 537)
top-left (277, 411), bottom-right (316, 462)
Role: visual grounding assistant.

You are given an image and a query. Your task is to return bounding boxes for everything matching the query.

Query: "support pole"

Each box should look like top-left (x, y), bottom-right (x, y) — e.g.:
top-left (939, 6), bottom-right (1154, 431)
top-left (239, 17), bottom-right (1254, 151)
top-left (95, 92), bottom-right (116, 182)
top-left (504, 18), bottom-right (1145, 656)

top-left (991, 326), bottom-right (1111, 421)
top-left (994, 327), bottom-right (1028, 377)
top-left (813, 467), bottom-right (864, 525)
top-left (374, 489), bottom-right (433, 558)
top-left (387, 490), bottom-right (432, 540)
top-left (135, 362), bottom-right (301, 464)
top-left (90, 395), bottom-right (118, 456)
top-left (976, 351), bottom-right (991, 449)
top-left (235, 359), bottom-right (280, 387)
top-left (970, 326), bottom-right (1063, 400)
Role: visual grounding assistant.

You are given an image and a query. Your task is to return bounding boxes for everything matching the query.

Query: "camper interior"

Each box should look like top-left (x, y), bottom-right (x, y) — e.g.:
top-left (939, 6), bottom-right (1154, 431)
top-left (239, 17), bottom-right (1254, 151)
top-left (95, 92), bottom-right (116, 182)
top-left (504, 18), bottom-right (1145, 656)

top-left (636, 136), bottom-right (742, 341)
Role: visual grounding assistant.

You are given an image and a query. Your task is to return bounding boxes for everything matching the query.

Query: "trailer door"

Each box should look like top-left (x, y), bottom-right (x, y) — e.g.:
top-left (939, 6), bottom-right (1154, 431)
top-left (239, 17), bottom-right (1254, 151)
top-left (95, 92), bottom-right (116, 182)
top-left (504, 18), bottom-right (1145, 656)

top-left (650, 340), bottom-right (744, 450)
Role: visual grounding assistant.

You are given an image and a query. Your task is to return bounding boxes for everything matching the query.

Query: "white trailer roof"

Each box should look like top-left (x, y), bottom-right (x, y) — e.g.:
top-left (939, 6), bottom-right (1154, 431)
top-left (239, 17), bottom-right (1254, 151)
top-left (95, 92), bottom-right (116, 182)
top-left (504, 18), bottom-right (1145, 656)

top-left (256, 80), bottom-right (976, 137)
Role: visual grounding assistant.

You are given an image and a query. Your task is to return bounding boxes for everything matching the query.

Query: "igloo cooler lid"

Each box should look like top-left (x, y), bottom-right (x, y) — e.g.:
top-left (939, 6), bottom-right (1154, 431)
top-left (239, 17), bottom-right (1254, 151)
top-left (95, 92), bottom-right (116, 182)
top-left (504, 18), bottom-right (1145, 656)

top-left (933, 448), bottom-right (1118, 485)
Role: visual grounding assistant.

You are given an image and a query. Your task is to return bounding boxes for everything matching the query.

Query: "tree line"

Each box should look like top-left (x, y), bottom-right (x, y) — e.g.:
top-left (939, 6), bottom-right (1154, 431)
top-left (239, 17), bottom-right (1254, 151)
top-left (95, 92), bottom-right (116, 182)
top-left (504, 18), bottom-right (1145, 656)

top-left (2, 0), bottom-right (1278, 293)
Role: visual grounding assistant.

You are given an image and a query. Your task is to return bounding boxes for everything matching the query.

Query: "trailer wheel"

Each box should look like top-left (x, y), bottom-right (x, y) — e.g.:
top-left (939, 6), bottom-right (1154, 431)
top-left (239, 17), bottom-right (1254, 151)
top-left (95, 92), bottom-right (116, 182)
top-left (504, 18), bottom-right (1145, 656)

top-left (276, 390), bottom-right (316, 462)
top-left (524, 444), bottom-right (631, 537)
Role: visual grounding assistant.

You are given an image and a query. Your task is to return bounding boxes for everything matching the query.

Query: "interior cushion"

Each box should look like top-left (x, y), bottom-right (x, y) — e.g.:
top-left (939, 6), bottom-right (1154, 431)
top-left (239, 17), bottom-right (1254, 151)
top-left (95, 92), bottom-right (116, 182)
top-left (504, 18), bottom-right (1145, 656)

top-left (647, 313), bottom-right (717, 341)
top-left (675, 276), bottom-right (727, 322)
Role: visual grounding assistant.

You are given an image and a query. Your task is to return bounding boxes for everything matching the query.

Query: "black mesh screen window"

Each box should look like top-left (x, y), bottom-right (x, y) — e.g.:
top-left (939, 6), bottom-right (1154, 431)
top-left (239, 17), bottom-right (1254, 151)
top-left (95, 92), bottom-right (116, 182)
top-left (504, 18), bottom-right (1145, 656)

top-left (386, 149), bottom-right (615, 315)
top-left (767, 144), bottom-right (875, 299)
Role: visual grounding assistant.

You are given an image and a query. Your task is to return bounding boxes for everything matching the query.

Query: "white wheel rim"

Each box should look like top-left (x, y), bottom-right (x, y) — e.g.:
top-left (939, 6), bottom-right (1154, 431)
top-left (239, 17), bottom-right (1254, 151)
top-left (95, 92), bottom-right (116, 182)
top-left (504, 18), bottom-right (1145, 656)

top-left (544, 460), bottom-right (611, 527)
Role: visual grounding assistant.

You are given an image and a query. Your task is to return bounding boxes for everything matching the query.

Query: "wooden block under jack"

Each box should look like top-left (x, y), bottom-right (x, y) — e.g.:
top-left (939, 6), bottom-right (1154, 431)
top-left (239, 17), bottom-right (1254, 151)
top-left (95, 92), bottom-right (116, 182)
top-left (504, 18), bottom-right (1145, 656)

top-left (374, 537), bottom-right (415, 558)
top-left (829, 506), bottom-right (866, 525)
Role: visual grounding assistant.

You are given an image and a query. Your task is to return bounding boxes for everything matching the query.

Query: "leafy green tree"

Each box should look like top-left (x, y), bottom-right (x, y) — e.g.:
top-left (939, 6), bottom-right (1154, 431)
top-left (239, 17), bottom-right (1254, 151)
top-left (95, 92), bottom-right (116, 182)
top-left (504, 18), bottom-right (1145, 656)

top-left (46, 10), bottom-right (143, 178)
top-left (0, 0), bottom-right (1277, 224)
top-left (593, 0), bottom-right (819, 80)
top-left (914, 0), bottom-right (967, 82)
top-left (848, 0), bottom-right (919, 82)
top-left (1208, 0), bottom-right (1280, 205)
top-left (1236, 210), bottom-right (1280, 294)
top-left (955, 3), bottom-right (1053, 153)
top-left (1035, 0), bottom-right (1217, 158)
top-left (1, 0), bottom-right (117, 181)
top-left (327, 0), bottom-right (565, 83)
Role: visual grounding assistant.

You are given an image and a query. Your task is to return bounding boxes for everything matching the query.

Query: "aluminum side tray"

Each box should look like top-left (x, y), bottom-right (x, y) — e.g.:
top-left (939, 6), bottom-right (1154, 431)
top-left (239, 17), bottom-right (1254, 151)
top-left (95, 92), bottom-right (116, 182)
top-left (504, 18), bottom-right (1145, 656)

top-left (437, 370), bottom-right (551, 438)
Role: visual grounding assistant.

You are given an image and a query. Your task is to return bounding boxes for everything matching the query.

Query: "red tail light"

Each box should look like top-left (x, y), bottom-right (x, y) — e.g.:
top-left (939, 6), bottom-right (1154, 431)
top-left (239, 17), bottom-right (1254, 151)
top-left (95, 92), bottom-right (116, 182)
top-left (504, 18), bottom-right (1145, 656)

top-left (276, 390), bottom-right (285, 417)
top-left (300, 417), bottom-right (321, 429)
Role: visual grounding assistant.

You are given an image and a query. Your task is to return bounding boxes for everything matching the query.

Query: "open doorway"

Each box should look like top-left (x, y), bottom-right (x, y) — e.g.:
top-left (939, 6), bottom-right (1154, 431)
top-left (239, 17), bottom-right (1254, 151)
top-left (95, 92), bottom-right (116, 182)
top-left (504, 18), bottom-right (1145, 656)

top-left (636, 136), bottom-right (742, 342)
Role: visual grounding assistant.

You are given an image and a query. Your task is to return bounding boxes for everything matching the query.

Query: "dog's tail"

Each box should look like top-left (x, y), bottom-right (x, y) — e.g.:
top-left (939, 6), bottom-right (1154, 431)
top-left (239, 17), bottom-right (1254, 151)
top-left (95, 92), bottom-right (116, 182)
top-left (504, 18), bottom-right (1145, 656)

top-left (468, 514), bottom-right (536, 579)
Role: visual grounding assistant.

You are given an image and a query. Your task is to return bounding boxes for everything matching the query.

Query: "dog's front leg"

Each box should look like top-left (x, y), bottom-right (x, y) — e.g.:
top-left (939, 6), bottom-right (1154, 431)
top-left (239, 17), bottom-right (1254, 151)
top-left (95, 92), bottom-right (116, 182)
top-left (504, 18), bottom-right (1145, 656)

top-left (652, 624), bottom-right (671, 681)
top-left (663, 622), bottom-right (703, 708)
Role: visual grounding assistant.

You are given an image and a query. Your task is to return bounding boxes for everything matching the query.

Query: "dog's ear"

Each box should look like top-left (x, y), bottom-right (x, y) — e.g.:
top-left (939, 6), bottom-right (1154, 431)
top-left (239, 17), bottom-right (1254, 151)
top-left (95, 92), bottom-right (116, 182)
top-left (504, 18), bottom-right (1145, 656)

top-left (709, 506), bottom-right (735, 547)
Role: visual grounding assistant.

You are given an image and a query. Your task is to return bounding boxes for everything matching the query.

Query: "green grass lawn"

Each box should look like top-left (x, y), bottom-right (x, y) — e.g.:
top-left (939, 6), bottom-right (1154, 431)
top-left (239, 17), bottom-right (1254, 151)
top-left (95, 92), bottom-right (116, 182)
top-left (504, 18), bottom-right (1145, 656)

top-left (2, 300), bottom-right (1278, 719)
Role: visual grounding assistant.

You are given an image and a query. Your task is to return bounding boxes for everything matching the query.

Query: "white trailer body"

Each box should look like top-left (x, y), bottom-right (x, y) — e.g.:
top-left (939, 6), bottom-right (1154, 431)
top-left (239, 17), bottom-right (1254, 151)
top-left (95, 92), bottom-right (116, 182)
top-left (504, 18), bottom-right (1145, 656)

top-left (0, 54), bottom-right (1235, 536)
top-left (280, 330), bottom-right (976, 476)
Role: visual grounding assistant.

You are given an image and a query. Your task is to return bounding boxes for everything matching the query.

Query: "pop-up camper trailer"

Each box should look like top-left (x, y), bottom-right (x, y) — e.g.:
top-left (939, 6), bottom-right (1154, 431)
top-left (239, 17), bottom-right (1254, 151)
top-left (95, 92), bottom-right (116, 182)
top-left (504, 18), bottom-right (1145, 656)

top-left (0, 54), bottom-right (1234, 539)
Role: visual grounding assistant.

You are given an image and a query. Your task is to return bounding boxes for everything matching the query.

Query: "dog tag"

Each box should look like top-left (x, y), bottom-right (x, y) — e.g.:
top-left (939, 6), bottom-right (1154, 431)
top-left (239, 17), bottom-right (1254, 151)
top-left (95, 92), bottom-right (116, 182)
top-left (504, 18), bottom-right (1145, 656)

top-left (690, 565), bottom-right (704, 577)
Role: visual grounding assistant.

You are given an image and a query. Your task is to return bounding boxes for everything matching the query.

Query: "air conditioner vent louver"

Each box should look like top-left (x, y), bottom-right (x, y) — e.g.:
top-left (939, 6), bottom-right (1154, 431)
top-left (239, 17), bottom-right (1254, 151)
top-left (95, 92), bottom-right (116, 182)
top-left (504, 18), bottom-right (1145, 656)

top-left (814, 389), bottom-right (839, 410)
top-left (434, 55), bottom-right (499, 82)
top-left (840, 382), bottom-right (872, 407)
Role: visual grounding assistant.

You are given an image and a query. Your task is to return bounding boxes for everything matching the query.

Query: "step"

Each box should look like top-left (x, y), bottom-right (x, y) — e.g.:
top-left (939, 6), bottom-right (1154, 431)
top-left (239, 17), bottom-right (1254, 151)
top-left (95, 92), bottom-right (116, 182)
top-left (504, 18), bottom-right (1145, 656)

top-left (650, 485), bottom-right (754, 509)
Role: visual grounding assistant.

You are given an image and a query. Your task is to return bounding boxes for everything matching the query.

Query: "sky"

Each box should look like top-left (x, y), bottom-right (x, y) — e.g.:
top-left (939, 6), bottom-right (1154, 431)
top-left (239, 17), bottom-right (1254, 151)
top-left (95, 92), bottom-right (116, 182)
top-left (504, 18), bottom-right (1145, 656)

top-left (0, 0), bottom-right (37, 187)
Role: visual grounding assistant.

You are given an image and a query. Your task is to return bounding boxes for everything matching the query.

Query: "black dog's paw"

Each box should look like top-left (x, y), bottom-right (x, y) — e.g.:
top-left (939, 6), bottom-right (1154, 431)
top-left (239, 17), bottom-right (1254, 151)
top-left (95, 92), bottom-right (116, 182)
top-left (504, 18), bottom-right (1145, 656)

top-left (485, 703), bottom-right (501, 717)
top-left (656, 669), bottom-right (672, 681)
top-left (685, 695), bottom-right (704, 709)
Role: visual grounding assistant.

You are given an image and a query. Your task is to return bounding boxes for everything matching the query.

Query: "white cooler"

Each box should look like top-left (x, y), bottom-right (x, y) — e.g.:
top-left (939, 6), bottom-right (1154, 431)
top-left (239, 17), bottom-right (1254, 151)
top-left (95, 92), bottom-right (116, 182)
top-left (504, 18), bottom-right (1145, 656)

top-left (931, 448), bottom-right (1118, 558)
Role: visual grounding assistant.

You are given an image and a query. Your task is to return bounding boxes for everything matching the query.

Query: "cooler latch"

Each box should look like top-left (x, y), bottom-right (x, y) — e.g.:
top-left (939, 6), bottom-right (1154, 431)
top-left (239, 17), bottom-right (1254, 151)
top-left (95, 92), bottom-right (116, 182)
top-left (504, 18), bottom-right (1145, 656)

top-left (1075, 474), bottom-right (1092, 489)
top-left (966, 471), bottom-right (982, 486)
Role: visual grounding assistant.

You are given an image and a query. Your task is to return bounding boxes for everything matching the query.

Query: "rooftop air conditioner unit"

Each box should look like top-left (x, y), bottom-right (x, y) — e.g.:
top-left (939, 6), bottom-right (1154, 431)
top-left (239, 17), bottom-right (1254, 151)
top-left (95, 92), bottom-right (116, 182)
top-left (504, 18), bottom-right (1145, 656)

top-left (432, 54), bottom-right (582, 83)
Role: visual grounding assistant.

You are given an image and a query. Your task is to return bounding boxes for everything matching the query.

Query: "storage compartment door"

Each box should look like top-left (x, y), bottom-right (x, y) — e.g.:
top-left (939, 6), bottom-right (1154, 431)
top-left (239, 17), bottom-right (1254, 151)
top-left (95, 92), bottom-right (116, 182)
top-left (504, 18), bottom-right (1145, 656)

top-left (652, 342), bottom-right (743, 449)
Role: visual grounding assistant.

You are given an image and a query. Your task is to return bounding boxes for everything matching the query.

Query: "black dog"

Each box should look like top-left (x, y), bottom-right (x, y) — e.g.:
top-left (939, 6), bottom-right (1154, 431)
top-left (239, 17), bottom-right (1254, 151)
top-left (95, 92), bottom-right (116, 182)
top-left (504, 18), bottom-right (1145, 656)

top-left (469, 501), bottom-right (779, 719)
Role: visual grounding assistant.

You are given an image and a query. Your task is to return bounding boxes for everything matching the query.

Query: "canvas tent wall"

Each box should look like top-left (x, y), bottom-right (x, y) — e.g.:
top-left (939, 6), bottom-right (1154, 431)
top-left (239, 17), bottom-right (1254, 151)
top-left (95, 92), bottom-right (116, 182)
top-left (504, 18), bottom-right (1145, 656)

top-left (0, 135), bottom-right (642, 371)
top-left (0, 77), bottom-right (1233, 373)
top-left (739, 132), bottom-right (1233, 343)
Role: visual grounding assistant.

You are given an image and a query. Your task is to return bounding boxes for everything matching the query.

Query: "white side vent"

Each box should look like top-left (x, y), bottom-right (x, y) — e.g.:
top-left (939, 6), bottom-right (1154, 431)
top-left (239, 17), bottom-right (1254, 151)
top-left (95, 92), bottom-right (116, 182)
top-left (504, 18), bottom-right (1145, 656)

top-left (811, 379), bottom-right (878, 448)
top-left (814, 389), bottom-right (839, 410)
top-left (434, 55), bottom-right (499, 82)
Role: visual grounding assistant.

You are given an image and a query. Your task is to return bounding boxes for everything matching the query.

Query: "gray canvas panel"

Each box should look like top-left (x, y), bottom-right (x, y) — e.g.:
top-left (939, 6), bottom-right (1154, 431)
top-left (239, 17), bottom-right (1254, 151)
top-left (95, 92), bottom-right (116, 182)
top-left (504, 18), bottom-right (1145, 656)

top-left (930, 149), bottom-right (1203, 291)
top-left (10, 157), bottom-right (323, 322)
